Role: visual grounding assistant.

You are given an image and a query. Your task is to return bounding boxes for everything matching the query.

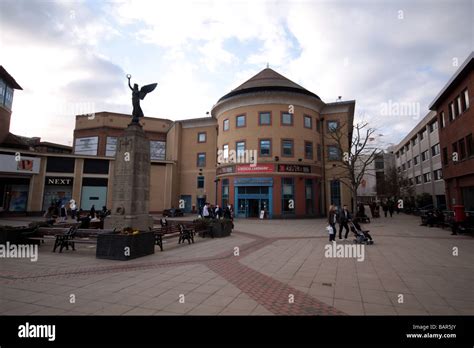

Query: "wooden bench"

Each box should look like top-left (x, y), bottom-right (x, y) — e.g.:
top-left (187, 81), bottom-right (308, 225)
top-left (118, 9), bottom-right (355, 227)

top-left (30, 226), bottom-right (115, 253)
top-left (149, 222), bottom-right (198, 251)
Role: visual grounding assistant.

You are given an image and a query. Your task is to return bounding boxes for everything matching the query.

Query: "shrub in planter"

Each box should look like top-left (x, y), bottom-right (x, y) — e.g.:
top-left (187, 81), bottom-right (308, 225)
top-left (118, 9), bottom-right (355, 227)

top-left (96, 229), bottom-right (154, 261)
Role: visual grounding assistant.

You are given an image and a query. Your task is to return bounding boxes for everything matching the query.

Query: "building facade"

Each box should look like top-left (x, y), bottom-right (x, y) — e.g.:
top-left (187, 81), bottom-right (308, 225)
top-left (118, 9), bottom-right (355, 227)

top-left (392, 111), bottom-right (446, 208)
top-left (1, 67), bottom-right (355, 218)
top-left (211, 68), bottom-right (354, 218)
top-left (429, 52), bottom-right (474, 211)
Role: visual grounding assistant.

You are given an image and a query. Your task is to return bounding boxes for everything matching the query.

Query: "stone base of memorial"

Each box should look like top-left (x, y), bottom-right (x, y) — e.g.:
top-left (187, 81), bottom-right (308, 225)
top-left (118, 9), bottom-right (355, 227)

top-left (96, 230), bottom-right (155, 261)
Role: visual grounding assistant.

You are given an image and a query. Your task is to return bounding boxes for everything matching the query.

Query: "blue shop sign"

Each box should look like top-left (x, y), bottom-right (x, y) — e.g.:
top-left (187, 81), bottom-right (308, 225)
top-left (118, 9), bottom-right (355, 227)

top-left (234, 177), bottom-right (273, 186)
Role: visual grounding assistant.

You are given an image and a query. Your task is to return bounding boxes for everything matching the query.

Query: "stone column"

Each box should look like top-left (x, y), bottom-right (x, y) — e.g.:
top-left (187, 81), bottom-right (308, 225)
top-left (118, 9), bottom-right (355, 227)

top-left (104, 123), bottom-right (154, 231)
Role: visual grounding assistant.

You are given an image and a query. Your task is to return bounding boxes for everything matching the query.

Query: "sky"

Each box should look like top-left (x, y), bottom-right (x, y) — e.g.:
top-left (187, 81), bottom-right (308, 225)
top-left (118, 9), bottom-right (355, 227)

top-left (0, 0), bottom-right (472, 147)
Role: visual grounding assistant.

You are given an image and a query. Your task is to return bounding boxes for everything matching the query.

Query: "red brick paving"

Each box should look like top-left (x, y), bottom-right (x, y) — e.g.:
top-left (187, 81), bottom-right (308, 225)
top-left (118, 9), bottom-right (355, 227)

top-left (0, 230), bottom-right (345, 315)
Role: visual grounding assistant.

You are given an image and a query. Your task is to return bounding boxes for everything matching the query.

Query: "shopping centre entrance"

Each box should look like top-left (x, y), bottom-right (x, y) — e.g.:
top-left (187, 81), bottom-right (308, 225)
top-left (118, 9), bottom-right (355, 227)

top-left (234, 177), bottom-right (273, 218)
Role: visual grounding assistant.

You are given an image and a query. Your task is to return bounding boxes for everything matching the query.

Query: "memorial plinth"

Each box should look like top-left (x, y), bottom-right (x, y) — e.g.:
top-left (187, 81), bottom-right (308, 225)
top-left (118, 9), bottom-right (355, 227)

top-left (104, 123), bottom-right (154, 232)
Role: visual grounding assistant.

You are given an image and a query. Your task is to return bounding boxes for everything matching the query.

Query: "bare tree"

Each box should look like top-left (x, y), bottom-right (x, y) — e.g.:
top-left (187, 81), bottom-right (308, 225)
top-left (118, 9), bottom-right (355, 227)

top-left (325, 121), bottom-right (382, 213)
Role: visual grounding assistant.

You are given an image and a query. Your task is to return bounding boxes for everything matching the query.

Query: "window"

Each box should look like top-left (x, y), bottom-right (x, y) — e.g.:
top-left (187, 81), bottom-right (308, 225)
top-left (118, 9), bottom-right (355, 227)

top-left (316, 119), bottom-right (321, 133)
top-left (105, 136), bottom-right (117, 157)
top-left (223, 144), bottom-right (229, 160)
top-left (431, 143), bottom-right (440, 157)
top-left (452, 142), bottom-right (458, 157)
top-left (317, 144), bottom-right (322, 161)
top-left (421, 150), bottom-right (429, 161)
top-left (150, 141), bottom-right (166, 160)
top-left (408, 178), bottom-right (414, 186)
top-left (327, 120), bottom-right (339, 132)
top-left (259, 139), bottom-right (271, 157)
top-left (405, 144), bottom-right (410, 151)
top-left (467, 134), bottom-right (474, 157)
top-left (415, 175), bottom-right (422, 185)
top-left (407, 160), bottom-right (411, 168)
top-left (221, 179), bottom-right (229, 207)
top-left (434, 169), bottom-right (443, 181)
top-left (400, 148), bottom-right (404, 155)
top-left (304, 115), bottom-right (312, 129)
top-left (429, 121), bottom-right (438, 133)
top-left (236, 115), bottom-right (246, 128)
top-left (236, 141), bottom-right (245, 159)
top-left (223, 119), bottom-right (229, 131)
top-left (412, 137), bottom-right (417, 146)
top-left (305, 179), bottom-right (314, 215)
top-left (197, 153), bottom-right (206, 167)
top-left (305, 141), bottom-right (313, 159)
top-left (259, 112), bottom-right (271, 125)
top-left (330, 180), bottom-right (341, 207)
top-left (282, 178), bottom-right (295, 214)
top-left (463, 89), bottom-right (470, 110)
top-left (4, 86), bottom-right (13, 110)
top-left (281, 112), bottom-right (293, 126)
top-left (402, 163), bottom-right (406, 171)
top-left (459, 138), bottom-right (466, 160)
top-left (413, 155), bottom-right (419, 165)
top-left (449, 102), bottom-right (455, 121)
top-left (197, 176), bottom-right (204, 189)
top-left (396, 152), bottom-right (400, 159)
top-left (281, 139), bottom-right (294, 157)
top-left (442, 147), bottom-right (448, 165)
top-left (440, 112), bottom-right (445, 128)
top-left (423, 172), bottom-right (431, 183)
top-left (419, 129), bottom-right (426, 140)
top-left (197, 132), bottom-right (206, 143)
top-left (328, 145), bottom-right (341, 160)
top-left (0, 79), bottom-right (5, 107)
top-left (456, 96), bottom-right (462, 116)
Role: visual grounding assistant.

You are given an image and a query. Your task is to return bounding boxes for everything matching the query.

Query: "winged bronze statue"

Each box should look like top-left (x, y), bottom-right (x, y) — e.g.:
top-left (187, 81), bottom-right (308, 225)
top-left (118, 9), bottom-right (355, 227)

top-left (127, 74), bottom-right (157, 124)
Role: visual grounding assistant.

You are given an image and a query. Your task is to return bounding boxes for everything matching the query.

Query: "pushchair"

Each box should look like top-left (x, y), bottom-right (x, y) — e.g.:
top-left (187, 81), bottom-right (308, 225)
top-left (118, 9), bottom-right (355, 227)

top-left (349, 219), bottom-right (374, 245)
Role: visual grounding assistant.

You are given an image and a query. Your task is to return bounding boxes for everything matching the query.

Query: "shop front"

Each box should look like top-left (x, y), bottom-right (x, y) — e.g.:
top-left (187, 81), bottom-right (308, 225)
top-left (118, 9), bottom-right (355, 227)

top-left (0, 154), bottom-right (41, 213)
top-left (234, 177), bottom-right (273, 218)
top-left (42, 177), bottom-right (74, 211)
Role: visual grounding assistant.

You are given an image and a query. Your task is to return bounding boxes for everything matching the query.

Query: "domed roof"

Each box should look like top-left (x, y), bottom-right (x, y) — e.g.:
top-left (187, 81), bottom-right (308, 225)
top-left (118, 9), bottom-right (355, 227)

top-left (218, 68), bottom-right (320, 102)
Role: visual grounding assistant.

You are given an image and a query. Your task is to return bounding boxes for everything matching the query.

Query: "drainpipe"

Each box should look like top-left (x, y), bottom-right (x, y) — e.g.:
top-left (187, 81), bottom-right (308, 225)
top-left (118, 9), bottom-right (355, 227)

top-left (320, 116), bottom-right (327, 216)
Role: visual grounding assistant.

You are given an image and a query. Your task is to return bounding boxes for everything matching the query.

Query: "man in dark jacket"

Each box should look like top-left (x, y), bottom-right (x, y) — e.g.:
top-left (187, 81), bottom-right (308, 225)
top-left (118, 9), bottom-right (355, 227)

top-left (339, 205), bottom-right (352, 239)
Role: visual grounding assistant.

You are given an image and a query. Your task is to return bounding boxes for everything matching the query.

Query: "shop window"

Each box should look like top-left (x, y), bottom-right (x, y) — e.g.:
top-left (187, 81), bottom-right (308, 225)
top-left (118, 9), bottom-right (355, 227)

top-left (281, 178), bottom-right (295, 214)
top-left (330, 180), bottom-right (341, 207)
top-left (83, 159), bottom-right (109, 174)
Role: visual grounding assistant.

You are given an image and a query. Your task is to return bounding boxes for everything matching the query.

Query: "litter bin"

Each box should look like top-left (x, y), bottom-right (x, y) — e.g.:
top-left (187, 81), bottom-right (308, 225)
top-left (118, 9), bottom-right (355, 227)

top-left (453, 205), bottom-right (466, 222)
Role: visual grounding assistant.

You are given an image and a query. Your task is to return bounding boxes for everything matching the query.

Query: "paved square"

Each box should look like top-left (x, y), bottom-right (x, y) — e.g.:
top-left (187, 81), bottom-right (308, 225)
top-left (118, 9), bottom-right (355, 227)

top-left (1, 214), bottom-right (473, 315)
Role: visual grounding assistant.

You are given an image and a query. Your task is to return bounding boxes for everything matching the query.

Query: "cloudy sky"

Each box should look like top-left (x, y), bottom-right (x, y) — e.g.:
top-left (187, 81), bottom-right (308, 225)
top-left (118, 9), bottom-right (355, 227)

top-left (0, 0), bottom-right (472, 147)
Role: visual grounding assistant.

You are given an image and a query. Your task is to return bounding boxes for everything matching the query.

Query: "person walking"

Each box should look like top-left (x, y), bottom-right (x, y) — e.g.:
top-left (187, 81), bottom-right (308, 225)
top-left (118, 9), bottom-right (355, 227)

top-left (202, 203), bottom-right (210, 219)
top-left (69, 199), bottom-right (77, 219)
top-left (388, 201), bottom-right (394, 218)
top-left (328, 205), bottom-right (337, 242)
top-left (382, 201), bottom-right (388, 217)
top-left (59, 204), bottom-right (67, 222)
top-left (338, 205), bottom-right (352, 240)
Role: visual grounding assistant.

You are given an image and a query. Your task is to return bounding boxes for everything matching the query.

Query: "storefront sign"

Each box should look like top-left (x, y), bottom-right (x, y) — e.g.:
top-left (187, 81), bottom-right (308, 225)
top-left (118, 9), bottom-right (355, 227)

top-left (217, 165), bottom-right (235, 175)
top-left (237, 164), bottom-right (274, 173)
top-left (0, 154), bottom-right (40, 174)
top-left (278, 164), bottom-right (311, 173)
top-left (45, 177), bottom-right (73, 186)
top-left (234, 177), bottom-right (273, 186)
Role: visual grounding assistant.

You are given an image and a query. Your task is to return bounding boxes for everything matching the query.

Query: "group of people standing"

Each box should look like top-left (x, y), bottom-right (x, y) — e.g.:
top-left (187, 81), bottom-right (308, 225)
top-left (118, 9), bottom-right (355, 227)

top-left (200, 202), bottom-right (233, 220)
top-left (44, 199), bottom-right (110, 226)
top-left (367, 200), bottom-right (399, 218)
